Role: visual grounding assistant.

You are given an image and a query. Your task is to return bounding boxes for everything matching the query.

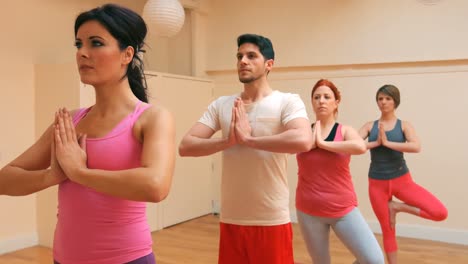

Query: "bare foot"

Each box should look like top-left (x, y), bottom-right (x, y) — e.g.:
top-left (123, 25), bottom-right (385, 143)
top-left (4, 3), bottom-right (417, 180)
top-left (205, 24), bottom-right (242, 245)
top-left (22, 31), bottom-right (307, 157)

top-left (388, 200), bottom-right (399, 229)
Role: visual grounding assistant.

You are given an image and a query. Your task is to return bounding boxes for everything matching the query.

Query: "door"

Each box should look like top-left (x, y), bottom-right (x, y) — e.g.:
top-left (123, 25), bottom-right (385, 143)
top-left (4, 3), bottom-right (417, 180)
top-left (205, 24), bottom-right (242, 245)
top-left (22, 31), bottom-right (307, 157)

top-left (146, 72), bottom-right (214, 229)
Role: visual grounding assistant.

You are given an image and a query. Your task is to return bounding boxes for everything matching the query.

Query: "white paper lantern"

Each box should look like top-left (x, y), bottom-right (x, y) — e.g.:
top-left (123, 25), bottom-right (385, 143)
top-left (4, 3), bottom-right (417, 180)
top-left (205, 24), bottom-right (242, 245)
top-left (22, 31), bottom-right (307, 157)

top-left (143, 0), bottom-right (185, 38)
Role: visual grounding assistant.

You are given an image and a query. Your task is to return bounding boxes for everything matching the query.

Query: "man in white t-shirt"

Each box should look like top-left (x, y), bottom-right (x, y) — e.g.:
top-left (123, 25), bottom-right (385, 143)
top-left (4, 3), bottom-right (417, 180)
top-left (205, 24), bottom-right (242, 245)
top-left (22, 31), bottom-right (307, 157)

top-left (179, 33), bottom-right (312, 264)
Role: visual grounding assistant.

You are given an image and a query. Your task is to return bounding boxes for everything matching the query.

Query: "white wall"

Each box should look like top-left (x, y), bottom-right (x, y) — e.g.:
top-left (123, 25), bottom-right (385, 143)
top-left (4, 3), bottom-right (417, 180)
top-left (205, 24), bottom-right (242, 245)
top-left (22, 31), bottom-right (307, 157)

top-left (0, 62), bottom-right (37, 254)
top-left (206, 0), bottom-right (468, 70)
top-left (145, 9), bottom-right (193, 76)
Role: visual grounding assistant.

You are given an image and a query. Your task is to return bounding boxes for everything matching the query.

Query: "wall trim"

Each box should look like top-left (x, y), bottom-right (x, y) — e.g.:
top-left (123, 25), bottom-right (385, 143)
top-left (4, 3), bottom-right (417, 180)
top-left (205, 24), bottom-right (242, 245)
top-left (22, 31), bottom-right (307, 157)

top-left (207, 59), bottom-right (468, 83)
top-left (0, 232), bottom-right (38, 255)
top-left (145, 70), bottom-right (214, 83)
top-left (290, 210), bottom-right (468, 246)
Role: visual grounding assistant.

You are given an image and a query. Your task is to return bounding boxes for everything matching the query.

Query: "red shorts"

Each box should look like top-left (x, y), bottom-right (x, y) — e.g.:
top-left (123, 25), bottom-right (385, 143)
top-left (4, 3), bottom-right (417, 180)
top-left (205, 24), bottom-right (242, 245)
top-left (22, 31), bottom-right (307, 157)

top-left (218, 222), bottom-right (294, 264)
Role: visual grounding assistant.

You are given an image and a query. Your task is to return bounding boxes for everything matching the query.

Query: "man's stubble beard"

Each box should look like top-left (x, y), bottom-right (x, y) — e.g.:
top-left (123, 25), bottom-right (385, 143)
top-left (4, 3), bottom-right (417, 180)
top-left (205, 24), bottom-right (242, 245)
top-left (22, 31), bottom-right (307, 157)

top-left (238, 72), bottom-right (265, 84)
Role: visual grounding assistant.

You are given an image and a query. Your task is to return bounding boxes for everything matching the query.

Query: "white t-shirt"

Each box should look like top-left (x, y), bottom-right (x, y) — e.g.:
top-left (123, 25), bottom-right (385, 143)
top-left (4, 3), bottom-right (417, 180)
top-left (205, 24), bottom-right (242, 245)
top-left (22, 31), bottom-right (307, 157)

top-left (199, 90), bottom-right (309, 226)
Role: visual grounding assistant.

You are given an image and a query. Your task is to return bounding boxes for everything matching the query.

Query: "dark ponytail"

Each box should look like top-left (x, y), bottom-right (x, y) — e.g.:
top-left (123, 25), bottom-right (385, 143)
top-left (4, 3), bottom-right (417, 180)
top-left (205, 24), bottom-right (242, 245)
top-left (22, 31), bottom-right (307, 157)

top-left (127, 55), bottom-right (148, 103)
top-left (75, 4), bottom-right (149, 102)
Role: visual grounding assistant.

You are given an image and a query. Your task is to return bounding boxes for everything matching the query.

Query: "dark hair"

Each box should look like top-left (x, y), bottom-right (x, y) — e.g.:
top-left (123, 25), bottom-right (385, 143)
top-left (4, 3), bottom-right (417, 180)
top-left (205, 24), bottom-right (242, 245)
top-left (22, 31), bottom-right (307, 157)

top-left (74, 4), bottom-right (149, 102)
top-left (376, 84), bottom-right (400, 108)
top-left (237, 34), bottom-right (275, 60)
top-left (311, 79), bottom-right (341, 115)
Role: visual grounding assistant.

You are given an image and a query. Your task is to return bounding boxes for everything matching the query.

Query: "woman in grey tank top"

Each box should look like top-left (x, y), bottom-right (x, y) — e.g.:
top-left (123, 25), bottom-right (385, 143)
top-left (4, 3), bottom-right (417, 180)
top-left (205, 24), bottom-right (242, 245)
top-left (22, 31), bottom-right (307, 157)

top-left (358, 85), bottom-right (447, 264)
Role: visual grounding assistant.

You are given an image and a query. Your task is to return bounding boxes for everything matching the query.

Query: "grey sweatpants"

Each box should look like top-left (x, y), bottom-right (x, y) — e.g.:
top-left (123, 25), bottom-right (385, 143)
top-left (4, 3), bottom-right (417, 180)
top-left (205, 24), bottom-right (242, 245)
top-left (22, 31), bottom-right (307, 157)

top-left (297, 207), bottom-right (384, 264)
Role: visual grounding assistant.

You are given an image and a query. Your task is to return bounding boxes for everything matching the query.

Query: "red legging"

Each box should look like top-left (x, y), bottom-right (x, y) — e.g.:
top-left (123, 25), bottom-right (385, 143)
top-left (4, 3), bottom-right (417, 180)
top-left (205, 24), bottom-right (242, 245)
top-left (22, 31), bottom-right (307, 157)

top-left (369, 172), bottom-right (448, 253)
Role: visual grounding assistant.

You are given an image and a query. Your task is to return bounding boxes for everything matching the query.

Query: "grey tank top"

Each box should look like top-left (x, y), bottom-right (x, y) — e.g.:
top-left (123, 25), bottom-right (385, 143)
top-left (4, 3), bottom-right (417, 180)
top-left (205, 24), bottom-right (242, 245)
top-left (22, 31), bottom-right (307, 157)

top-left (368, 119), bottom-right (409, 180)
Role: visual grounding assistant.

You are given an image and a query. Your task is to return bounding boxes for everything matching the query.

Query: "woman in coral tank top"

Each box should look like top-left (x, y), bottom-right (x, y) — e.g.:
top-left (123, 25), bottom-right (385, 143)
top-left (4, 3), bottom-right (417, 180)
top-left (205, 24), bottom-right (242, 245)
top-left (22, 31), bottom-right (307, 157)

top-left (296, 79), bottom-right (384, 264)
top-left (0, 4), bottom-right (175, 264)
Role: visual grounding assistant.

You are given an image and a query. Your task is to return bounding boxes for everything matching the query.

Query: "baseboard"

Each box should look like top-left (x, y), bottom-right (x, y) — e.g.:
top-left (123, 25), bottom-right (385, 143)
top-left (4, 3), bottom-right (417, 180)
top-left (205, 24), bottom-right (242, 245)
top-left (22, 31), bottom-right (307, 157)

top-left (211, 200), bottom-right (220, 215)
top-left (367, 220), bottom-right (468, 246)
top-left (0, 233), bottom-right (38, 255)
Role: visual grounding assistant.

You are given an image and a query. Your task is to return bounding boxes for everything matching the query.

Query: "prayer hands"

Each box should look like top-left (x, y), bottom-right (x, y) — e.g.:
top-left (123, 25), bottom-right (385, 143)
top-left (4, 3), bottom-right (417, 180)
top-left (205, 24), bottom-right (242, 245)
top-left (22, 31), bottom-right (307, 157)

top-left (234, 98), bottom-right (253, 145)
top-left (314, 120), bottom-right (325, 148)
top-left (50, 111), bottom-right (68, 184)
top-left (227, 98), bottom-right (253, 147)
top-left (378, 123), bottom-right (387, 146)
top-left (54, 108), bottom-right (87, 181)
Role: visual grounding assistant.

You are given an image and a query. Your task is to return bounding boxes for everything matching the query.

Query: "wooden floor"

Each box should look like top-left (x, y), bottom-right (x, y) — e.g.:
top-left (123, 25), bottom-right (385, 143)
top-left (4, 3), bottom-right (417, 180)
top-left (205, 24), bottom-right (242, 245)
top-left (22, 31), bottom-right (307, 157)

top-left (1, 214), bottom-right (467, 264)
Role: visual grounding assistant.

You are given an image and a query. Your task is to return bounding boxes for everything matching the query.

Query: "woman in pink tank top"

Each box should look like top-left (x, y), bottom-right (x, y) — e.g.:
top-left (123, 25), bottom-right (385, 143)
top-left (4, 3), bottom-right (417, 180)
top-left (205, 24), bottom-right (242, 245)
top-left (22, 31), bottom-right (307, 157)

top-left (0, 4), bottom-right (175, 264)
top-left (295, 79), bottom-right (384, 264)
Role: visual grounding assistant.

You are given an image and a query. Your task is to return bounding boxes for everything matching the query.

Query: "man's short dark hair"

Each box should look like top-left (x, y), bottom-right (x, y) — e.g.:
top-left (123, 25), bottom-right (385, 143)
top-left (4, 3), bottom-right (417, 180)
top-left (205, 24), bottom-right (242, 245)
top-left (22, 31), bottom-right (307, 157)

top-left (237, 34), bottom-right (274, 60)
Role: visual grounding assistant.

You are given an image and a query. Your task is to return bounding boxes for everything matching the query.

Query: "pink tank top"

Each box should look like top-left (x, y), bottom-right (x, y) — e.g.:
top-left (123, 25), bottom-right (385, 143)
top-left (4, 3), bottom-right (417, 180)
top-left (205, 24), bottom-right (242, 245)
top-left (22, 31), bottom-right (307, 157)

top-left (295, 124), bottom-right (358, 218)
top-left (53, 102), bottom-right (153, 264)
